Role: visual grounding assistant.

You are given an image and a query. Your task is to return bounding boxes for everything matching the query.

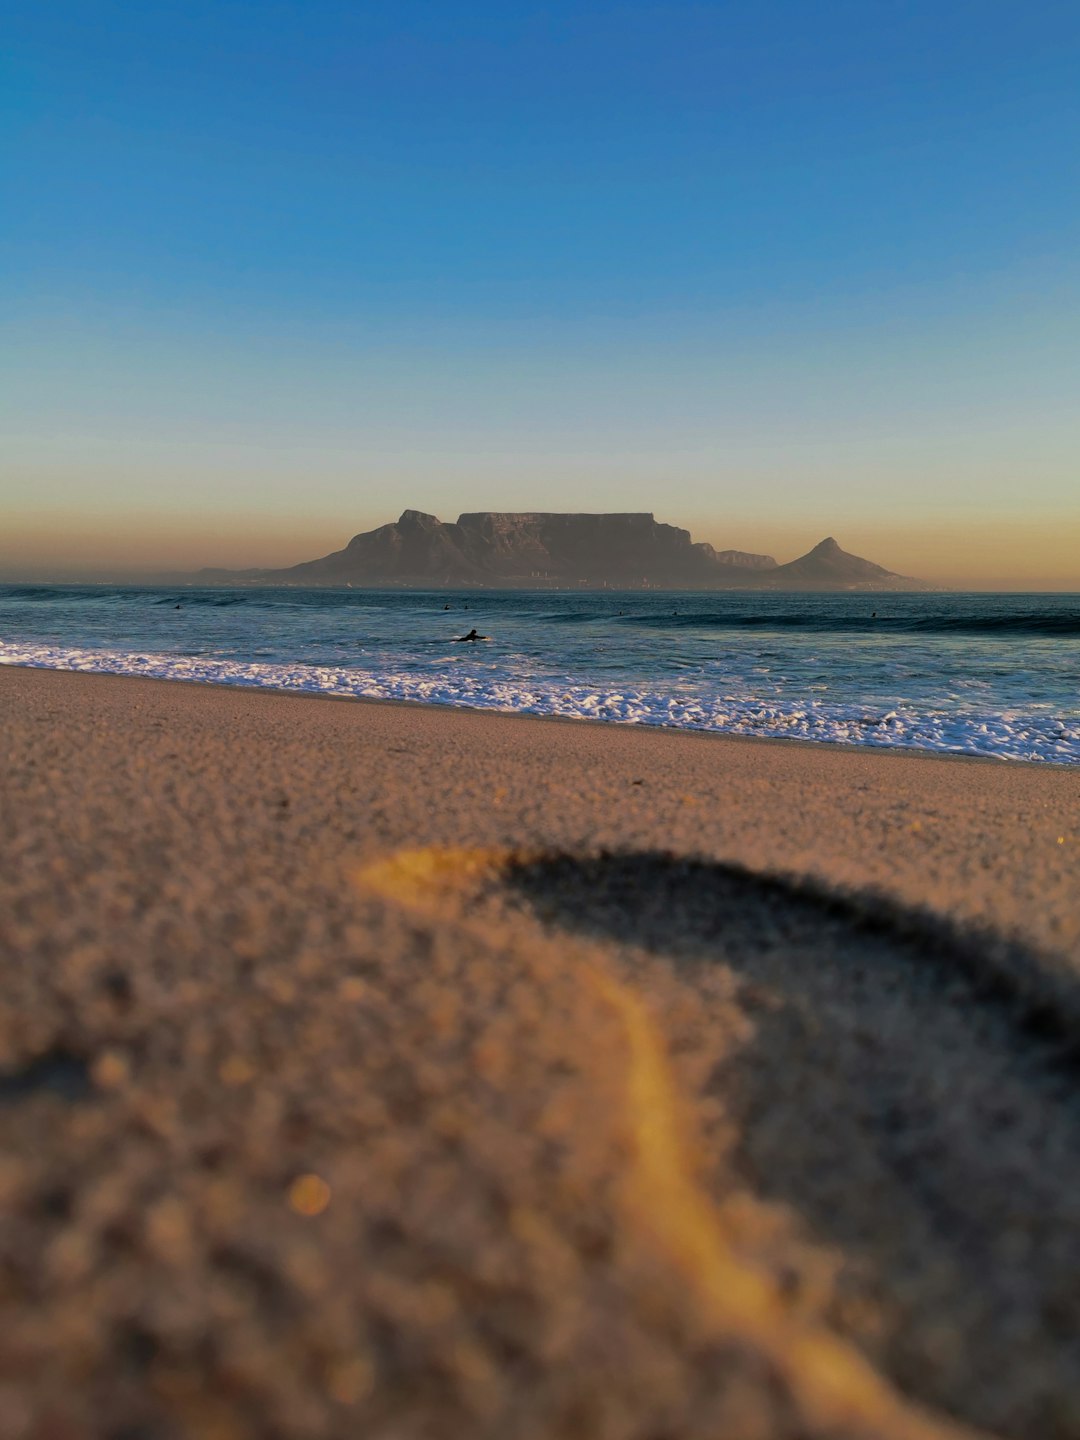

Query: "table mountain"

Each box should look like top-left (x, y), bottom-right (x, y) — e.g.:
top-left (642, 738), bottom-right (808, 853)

top-left (202, 511), bottom-right (924, 589)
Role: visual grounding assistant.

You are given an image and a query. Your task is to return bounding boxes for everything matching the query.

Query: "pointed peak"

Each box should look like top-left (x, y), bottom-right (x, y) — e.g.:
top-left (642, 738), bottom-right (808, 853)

top-left (810, 536), bottom-right (842, 553)
top-left (398, 509), bottom-right (440, 527)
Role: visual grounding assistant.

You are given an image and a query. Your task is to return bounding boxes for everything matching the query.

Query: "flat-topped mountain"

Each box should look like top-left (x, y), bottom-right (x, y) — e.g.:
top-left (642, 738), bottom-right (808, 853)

top-left (277, 509), bottom-right (777, 587)
top-left (203, 510), bottom-right (925, 590)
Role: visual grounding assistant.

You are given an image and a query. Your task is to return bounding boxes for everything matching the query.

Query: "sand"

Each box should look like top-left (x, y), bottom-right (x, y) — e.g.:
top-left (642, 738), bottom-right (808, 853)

top-left (1, 666), bottom-right (1079, 1440)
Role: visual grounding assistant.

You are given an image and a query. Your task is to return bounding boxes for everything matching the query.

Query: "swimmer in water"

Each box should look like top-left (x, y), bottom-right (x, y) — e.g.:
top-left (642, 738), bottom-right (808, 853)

top-left (454, 628), bottom-right (487, 642)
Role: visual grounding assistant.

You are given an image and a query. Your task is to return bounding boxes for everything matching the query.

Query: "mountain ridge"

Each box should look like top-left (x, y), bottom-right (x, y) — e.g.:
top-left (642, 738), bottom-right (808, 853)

top-left (201, 510), bottom-right (928, 590)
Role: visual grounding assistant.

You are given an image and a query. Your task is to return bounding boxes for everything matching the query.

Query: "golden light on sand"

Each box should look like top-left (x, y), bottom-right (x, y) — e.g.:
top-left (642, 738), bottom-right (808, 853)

top-left (354, 844), bottom-right (992, 1440)
top-left (218, 1055), bottom-right (256, 1087)
top-left (90, 1049), bottom-right (131, 1090)
top-left (586, 966), bottom-right (984, 1440)
top-left (356, 845), bottom-right (527, 908)
top-left (288, 1174), bottom-right (331, 1217)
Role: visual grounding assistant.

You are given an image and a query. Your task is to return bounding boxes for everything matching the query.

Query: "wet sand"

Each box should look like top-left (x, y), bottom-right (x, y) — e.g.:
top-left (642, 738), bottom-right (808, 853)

top-left (1, 666), bottom-right (1079, 1440)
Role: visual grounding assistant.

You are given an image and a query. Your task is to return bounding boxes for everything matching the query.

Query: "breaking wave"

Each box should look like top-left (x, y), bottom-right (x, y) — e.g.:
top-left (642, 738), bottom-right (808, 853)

top-left (2, 641), bottom-right (1077, 765)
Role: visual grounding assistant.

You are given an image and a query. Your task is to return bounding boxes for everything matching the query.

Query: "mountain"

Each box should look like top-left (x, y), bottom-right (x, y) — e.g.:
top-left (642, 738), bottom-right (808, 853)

top-left (200, 511), bottom-right (925, 590)
top-left (217, 510), bottom-right (778, 588)
top-left (764, 536), bottom-right (915, 590)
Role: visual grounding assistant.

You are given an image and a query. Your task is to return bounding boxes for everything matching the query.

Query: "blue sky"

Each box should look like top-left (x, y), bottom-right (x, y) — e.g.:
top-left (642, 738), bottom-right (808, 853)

top-left (3, 1), bottom-right (1079, 583)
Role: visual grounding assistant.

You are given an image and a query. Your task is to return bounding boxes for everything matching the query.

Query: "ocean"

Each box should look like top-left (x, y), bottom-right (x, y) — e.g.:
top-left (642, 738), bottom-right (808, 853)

top-left (1, 585), bottom-right (1078, 765)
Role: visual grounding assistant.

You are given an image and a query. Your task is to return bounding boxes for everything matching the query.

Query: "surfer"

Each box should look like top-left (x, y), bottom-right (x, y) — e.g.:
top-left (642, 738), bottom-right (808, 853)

top-left (454, 628), bottom-right (487, 642)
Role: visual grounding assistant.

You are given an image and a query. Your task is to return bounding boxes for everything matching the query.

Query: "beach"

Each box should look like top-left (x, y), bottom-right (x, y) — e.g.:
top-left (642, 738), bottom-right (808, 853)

top-left (4, 586), bottom-right (1078, 767)
top-left (2, 665), bottom-right (1079, 1440)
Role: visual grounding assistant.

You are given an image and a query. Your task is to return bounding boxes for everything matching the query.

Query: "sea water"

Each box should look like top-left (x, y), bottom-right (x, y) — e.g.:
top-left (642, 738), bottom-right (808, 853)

top-left (1, 586), bottom-right (1078, 765)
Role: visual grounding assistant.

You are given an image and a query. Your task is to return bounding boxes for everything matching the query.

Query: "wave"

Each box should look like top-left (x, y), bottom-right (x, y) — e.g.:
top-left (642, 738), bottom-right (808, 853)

top-left (4, 585), bottom-right (1078, 637)
top-left (0, 586), bottom-right (73, 602)
top-left (152, 594), bottom-right (251, 607)
top-left (0, 586), bottom-right (248, 607)
top-left (630, 612), bottom-right (1080, 637)
top-left (2, 642), bottom-right (1076, 765)
top-left (911, 614), bottom-right (1080, 636)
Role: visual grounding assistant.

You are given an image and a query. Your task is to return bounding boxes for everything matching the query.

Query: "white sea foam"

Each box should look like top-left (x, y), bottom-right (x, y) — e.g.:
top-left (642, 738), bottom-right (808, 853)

top-left (3, 641), bottom-right (1078, 765)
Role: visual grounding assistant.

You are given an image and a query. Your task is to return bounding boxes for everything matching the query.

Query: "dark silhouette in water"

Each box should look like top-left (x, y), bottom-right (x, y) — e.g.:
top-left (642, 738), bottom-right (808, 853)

top-left (454, 628), bottom-right (488, 642)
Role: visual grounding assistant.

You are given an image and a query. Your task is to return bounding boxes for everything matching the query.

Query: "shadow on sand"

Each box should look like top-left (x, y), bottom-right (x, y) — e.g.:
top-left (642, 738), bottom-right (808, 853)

top-left (503, 851), bottom-right (1080, 1440)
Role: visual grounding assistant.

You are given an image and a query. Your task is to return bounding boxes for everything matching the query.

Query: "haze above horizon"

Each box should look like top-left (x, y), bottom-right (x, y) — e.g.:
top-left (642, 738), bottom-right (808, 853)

top-left (3, 1), bottom-right (1079, 590)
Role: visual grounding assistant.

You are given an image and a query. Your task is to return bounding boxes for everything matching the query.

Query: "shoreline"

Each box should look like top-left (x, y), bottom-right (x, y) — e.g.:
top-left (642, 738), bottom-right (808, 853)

top-left (0, 657), bottom-right (1065, 770)
top-left (4, 663), bottom-right (1078, 990)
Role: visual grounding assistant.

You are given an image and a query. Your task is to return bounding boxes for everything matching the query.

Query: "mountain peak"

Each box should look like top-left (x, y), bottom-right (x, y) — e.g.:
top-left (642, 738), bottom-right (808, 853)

top-left (772, 535), bottom-right (909, 589)
top-left (217, 512), bottom-right (926, 590)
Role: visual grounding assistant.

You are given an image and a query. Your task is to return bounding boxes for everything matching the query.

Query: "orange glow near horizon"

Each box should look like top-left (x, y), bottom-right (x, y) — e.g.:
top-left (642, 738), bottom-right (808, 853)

top-left (2, 507), bottom-right (1077, 590)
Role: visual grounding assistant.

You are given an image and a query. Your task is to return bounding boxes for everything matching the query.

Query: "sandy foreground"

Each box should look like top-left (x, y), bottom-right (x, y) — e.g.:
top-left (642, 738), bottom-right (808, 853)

top-left (1, 667), bottom-right (1079, 1440)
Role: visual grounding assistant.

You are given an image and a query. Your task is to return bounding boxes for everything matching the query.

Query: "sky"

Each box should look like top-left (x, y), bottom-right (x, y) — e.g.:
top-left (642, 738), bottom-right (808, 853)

top-left (3, 0), bottom-right (1079, 588)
